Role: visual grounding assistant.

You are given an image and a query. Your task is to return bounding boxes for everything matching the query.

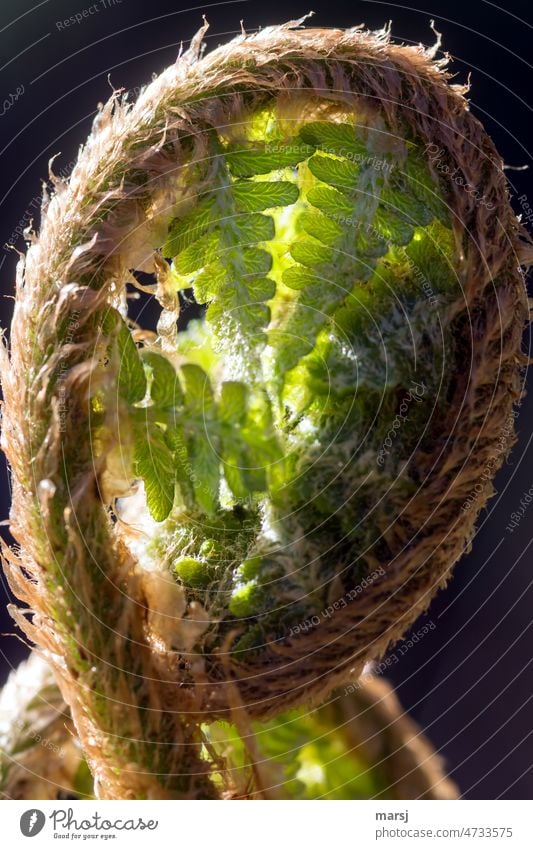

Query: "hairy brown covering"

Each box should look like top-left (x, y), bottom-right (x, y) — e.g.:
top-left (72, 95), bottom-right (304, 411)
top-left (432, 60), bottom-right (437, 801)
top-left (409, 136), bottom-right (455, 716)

top-left (332, 675), bottom-right (458, 799)
top-left (1, 19), bottom-right (530, 798)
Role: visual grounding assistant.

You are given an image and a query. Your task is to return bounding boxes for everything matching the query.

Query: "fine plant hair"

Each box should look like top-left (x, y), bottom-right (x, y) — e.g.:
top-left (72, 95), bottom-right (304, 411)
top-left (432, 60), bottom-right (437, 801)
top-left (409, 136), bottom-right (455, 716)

top-left (1, 18), bottom-right (531, 799)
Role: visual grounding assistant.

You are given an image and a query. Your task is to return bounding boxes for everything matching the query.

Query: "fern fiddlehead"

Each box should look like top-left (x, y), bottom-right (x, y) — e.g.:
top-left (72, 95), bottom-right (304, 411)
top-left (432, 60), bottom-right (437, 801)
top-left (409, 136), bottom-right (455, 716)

top-left (1, 19), bottom-right (530, 798)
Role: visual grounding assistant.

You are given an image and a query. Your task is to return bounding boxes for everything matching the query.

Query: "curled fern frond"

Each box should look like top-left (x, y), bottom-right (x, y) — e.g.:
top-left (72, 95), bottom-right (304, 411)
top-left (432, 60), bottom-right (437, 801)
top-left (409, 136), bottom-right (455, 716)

top-left (1, 19), bottom-right (530, 798)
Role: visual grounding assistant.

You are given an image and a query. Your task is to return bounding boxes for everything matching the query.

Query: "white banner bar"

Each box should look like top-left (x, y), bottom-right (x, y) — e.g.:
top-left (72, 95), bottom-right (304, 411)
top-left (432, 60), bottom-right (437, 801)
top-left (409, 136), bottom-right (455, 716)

top-left (3, 800), bottom-right (533, 848)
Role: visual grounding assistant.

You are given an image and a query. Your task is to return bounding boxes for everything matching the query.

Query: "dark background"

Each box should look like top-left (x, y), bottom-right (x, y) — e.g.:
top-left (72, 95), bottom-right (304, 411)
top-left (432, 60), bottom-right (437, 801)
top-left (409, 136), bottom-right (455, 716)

top-left (0, 0), bottom-right (532, 799)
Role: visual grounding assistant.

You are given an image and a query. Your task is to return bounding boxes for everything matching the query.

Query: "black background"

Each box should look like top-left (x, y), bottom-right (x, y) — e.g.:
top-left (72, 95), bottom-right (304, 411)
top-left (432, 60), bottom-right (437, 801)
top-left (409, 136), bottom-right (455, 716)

top-left (0, 0), bottom-right (532, 799)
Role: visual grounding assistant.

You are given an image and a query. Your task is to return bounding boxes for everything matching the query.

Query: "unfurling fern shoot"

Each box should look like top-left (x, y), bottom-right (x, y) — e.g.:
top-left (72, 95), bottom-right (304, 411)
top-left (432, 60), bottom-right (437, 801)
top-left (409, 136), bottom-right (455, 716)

top-left (1, 19), bottom-right (530, 799)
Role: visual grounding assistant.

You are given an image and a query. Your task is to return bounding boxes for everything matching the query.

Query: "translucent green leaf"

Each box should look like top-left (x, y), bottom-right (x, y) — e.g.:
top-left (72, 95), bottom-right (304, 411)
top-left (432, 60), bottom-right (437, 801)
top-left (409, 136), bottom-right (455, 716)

top-left (381, 184), bottom-right (432, 228)
top-left (271, 333), bottom-right (313, 376)
top-left (232, 212), bottom-right (275, 245)
top-left (299, 209), bottom-right (344, 246)
top-left (282, 266), bottom-right (321, 291)
top-left (404, 153), bottom-right (450, 224)
top-left (273, 275), bottom-right (350, 379)
top-left (299, 121), bottom-right (368, 159)
top-left (232, 180), bottom-right (299, 212)
top-left (225, 142), bottom-right (313, 177)
top-left (239, 247), bottom-right (273, 277)
top-left (190, 433), bottom-right (220, 514)
top-left (374, 206), bottom-right (414, 246)
top-left (404, 221), bottom-right (456, 297)
top-left (165, 423), bottom-right (195, 508)
top-left (220, 381), bottom-right (247, 423)
top-left (205, 284), bottom-right (273, 331)
top-left (173, 230), bottom-right (219, 275)
top-left (221, 437), bottom-right (250, 500)
top-left (208, 703), bottom-right (388, 801)
top-left (242, 430), bottom-right (281, 483)
top-left (207, 299), bottom-right (270, 338)
top-left (162, 196), bottom-right (216, 258)
top-left (238, 302), bottom-right (271, 333)
top-left (246, 277), bottom-right (276, 302)
top-left (165, 365), bottom-right (221, 514)
top-left (306, 185), bottom-right (353, 218)
top-left (194, 249), bottom-right (272, 303)
top-left (142, 351), bottom-right (183, 409)
top-left (133, 422), bottom-right (175, 521)
top-left (246, 389), bottom-right (275, 435)
top-left (353, 224), bottom-right (389, 258)
top-left (73, 760), bottom-right (94, 799)
top-left (180, 363), bottom-right (215, 416)
top-left (103, 311), bottom-right (146, 404)
top-left (192, 261), bottom-right (227, 304)
top-left (307, 153), bottom-right (359, 193)
top-left (219, 385), bottom-right (280, 499)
